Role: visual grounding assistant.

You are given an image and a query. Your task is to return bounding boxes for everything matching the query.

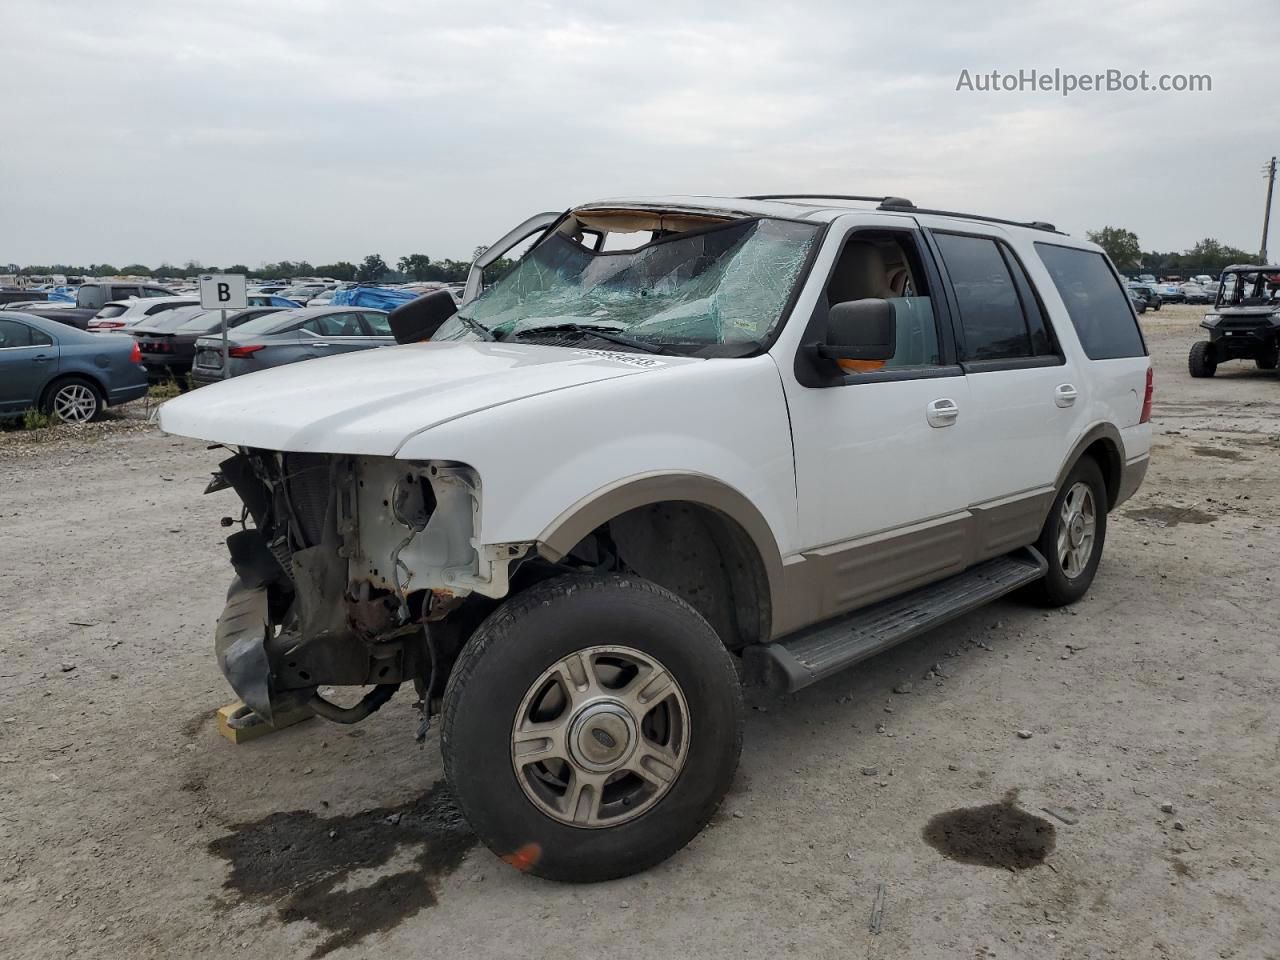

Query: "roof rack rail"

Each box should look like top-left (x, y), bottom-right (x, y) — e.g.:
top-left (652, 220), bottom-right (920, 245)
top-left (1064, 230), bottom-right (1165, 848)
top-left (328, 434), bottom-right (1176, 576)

top-left (876, 200), bottom-right (1061, 234)
top-left (743, 193), bottom-right (915, 207)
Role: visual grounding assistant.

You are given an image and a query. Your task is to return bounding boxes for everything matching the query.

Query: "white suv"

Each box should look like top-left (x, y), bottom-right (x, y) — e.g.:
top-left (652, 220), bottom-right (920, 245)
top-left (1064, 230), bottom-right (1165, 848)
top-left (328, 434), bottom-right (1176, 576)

top-left (159, 194), bottom-right (1151, 882)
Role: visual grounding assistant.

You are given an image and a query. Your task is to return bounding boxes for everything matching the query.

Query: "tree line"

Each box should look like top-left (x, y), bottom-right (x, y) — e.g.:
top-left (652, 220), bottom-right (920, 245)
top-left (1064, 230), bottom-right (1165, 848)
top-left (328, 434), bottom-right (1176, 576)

top-left (7, 249), bottom-right (512, 284)
top-left (1085, 227), bottom-right (1259, 276)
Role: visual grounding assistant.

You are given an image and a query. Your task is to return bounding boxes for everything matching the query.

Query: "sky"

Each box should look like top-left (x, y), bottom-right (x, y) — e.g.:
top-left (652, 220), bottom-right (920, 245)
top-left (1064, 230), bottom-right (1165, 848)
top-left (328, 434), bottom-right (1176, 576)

top-left (1, 0), bottom-right (1275, 268)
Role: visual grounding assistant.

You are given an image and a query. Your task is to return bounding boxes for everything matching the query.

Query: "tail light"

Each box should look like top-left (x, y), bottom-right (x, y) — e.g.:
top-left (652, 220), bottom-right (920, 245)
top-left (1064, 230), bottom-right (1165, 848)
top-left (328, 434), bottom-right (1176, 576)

top-left (129, 342), bottom-right (142, 364)
top-left (228, 344), bottom-right (265, 358)
top-left (1139, 366), bottom-right (1153, 423)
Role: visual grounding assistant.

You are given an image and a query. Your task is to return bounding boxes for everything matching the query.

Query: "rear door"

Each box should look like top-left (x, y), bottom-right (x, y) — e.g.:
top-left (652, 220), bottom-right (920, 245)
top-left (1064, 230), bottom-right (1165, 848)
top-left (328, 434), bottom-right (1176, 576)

top-left (925, 225), bottom-right (1083, 554)
top-left (0, 318), bottom-right (58, 411)
top-left (299, 312), bottom-right (369, 358)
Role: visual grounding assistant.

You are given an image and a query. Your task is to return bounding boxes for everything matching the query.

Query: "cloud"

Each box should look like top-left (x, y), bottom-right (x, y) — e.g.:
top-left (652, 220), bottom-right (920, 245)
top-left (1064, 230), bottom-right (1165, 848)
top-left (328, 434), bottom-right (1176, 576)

top-left (0, 0), bottom-right (1273, 266)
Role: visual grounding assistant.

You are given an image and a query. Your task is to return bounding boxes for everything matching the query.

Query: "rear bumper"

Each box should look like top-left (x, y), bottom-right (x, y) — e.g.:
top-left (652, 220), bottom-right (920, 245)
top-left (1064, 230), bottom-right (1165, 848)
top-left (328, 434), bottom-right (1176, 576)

top-left (1114, 454), bottom-right (1149, 508)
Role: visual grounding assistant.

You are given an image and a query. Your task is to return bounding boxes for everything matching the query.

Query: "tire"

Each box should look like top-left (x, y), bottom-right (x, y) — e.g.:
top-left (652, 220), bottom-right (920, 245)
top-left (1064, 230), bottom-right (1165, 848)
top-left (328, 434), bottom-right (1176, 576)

top-left (1254, 341), bottom-right (1278, 371)
top-left (42, 376), bottom-right (103, 424)
top-left (1151, 302), bottom-right (1161, 311)
top-left (441, 573), bottom-right (744, 883)
top-left (1188, 341), bottom-right (1217, 378)
top-left (1029, 456), bottom-right (1108, 607)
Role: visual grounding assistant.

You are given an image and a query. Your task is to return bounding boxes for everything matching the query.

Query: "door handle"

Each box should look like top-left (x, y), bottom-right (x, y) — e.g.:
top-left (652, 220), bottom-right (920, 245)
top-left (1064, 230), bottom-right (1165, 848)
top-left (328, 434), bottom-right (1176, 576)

top-left (32, 354), bottom-right (51, 363)
top-left (309, 342), bottom-right (331, 347)
top-left (926, 397), bottom-right (959, 428)
top-left (1055, 384), bottom-right (1078, 408)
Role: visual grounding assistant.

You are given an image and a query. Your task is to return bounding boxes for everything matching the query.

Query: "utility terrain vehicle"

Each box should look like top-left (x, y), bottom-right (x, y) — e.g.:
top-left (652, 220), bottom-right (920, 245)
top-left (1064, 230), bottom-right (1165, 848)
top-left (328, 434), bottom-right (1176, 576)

top-left (1188, 265), bottom-right (1280, 376)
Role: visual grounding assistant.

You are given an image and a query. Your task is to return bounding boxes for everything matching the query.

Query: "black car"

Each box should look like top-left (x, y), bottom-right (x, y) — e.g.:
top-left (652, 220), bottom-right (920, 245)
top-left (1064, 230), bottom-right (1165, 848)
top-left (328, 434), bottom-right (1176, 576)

top-left (133, 306), bottom-right (287, 387)
top-left (1188, 265), bottom-right (1280, 376)
top-left (1128, 284), bottom-right (1162, 310)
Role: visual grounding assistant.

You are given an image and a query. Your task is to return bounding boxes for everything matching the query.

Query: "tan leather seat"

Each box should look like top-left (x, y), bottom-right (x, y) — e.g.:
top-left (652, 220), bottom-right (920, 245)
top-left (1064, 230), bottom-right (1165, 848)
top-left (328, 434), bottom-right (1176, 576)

top-left (828, 242), bottom-right (898, 303)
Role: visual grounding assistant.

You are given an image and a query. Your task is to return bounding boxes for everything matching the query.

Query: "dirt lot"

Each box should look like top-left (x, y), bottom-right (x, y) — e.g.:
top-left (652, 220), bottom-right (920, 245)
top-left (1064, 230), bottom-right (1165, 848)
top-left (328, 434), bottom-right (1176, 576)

top-left (2, 304), bottom-right (1277, 960)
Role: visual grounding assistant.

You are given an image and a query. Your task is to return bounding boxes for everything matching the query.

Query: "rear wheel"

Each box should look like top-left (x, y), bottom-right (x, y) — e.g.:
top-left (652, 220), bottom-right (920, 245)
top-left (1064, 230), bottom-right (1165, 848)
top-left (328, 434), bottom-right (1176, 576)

top-left (441, 574), bottom-right (743, 883)
top-left (1188, 341), bottom-right (1217, 378)
top-left (1029, 457), bottom-right (1107, 607)
top-left (42, 377), bottom-right (103, 424)
top-left (1254, 341), bottom-right (1278, 371)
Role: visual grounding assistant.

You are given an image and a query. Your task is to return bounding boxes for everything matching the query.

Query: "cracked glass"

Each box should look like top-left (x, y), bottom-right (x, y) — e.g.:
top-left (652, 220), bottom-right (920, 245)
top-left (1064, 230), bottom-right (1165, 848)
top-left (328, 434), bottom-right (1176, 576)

top-left (435, 217), bottom-right (819, 353)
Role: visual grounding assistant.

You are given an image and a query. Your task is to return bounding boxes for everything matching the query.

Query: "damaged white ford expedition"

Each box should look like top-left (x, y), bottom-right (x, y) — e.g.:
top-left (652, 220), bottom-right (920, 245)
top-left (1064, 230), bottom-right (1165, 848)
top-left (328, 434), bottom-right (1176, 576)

top-left (159, 194), bottom-right (1151, 881)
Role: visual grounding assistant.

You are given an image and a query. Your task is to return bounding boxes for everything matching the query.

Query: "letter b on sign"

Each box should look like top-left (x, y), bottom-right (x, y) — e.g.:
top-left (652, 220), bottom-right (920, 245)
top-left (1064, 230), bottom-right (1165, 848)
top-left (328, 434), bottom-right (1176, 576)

top-left (199, 274), bottom-right (248, 310)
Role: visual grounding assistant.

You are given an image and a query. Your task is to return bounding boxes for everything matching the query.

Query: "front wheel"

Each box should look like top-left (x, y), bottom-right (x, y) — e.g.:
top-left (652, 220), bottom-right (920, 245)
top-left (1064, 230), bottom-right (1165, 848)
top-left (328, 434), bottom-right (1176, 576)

top-left (441, 574), bottom-right (743, 882)
top-left (1029, 457), bottom-right (1108, 607)
top-left (1188, 340), bottom-right (1217, 378)
top-left (1255, 341), bottom-right (1278, 371)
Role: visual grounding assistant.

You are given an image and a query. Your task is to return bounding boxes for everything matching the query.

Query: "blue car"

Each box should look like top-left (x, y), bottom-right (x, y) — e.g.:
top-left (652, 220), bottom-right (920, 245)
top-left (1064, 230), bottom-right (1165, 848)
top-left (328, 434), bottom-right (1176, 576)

top-left (0, 312), bottom-right (148, 423)
top-left (247, 294), bottom-right (302, 308)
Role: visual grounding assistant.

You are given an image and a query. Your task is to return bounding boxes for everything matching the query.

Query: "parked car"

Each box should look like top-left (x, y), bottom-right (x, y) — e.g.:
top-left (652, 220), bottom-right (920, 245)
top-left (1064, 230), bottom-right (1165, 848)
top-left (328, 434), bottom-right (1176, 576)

top-left (247, 294), bottom-right (301, 308)
top-left (134, 306), bottom-right (287, 386)
top-left (1128, 289), bottom-right (1148, 313)
top-left (1138, 274), bottom-right (1157, 285)
top-left (1155, 281), bottom-right (1184, 303)
top-left (1128, 283), bottom-right (1162, 310)
top-left (87, 296), bottom-right (200, 333)
top-left (1189, 264), bottom-right (1280, 376)
top-left (0, 312), bottom-right (147, 422)
top-left (1179, 282), bottom-right (1212, 304)
top-left (188, 306), bottom-right (393, 385)
top-left (277, 284), bottom-right (328, 305)
top-left (1192, 275), bottom-right (1214, 285)
top-left (159, 194), bottom-right (1152, 883)
top-left (74, 281), bottom-right (176, 310)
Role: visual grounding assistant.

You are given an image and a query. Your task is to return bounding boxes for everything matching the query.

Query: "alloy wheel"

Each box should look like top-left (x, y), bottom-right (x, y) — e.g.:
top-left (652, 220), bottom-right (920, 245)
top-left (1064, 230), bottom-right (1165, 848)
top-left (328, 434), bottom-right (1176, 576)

top-left (511, 645), bottom-right (689, 828)
top-left (1056, 481), bottom-right (1097, 579)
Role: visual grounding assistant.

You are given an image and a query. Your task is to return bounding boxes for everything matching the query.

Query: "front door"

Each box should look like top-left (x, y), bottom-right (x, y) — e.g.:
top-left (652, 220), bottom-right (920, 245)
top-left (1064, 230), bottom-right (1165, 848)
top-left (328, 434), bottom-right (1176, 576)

top-left (783, 223), bottom-right (975, 621)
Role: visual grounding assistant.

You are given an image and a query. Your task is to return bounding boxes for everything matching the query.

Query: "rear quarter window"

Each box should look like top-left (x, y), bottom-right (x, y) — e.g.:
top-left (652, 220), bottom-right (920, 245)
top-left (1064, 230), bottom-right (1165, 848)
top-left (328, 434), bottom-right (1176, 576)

top-left (1035, 244), bottom-right (1147, 359)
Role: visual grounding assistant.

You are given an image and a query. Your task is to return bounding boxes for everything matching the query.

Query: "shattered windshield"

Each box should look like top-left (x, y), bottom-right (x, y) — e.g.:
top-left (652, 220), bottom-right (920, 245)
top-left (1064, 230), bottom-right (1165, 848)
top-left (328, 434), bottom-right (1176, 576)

top-left (434, 217), bottom-right (820, 354)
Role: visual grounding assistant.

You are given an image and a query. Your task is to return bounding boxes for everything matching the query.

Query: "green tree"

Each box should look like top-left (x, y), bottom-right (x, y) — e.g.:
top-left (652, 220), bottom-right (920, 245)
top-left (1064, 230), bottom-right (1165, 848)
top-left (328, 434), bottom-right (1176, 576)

top-left (1086, 226), bottom-right (1142, 271)
top-left (357, 254), bottom-right (388, 283)
top-left (315, 262), bottom-right (358, 282)
top-left (119, 263), bottom-right (152, 277)
top-left (89, 263), bottom-right (119, 276)
top-left (224, 264), bottom-right (250, 276)
top-left (398, 254), bottom-right (434, 281)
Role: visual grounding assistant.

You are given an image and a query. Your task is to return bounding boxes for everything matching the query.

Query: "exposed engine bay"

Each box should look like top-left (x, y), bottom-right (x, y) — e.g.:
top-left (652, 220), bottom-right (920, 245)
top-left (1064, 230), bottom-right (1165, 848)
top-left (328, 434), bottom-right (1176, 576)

top-left (210, 449), bottom-right (533, 726)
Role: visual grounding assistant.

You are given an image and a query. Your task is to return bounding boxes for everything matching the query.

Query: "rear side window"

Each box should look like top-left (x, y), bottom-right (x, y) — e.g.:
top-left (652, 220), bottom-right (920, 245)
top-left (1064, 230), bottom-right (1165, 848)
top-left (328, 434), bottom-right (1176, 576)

top-left (1035, 244), bottom-right (1146, 359)
top-left (112, 286), bottom-right (141, 300)
top-left (0, 318), bottom-right (35, 348)
top-left (934, 233), bottom-right (1032, 360)
top-left (360, 311), bottom-right (392, 335)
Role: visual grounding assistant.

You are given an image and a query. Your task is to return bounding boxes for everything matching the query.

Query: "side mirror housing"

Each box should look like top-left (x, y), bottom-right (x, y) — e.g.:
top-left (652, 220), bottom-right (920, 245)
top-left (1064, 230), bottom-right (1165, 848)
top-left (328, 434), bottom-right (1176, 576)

top-left (817, 298), bottom-right (896, 362)
top-left (388, 290), bottom-right (458, 344)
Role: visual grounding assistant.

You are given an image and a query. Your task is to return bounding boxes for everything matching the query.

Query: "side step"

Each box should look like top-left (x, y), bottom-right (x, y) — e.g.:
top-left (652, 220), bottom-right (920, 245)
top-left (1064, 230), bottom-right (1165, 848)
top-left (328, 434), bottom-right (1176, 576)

top-left (745, 549), bottom-right (1047, 693)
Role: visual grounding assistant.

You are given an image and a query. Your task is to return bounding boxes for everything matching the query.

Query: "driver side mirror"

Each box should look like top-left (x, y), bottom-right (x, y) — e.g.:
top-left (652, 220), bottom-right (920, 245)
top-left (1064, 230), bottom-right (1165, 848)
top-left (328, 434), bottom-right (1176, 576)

top-left (816, 298), bottom-right (896, 362)
top-left (388, 290), bottom-right (458, 344)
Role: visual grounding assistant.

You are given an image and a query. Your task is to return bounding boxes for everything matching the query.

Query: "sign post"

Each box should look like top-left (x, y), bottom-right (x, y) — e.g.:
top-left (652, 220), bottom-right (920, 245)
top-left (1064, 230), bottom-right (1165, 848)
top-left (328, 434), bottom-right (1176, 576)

top-left (199, 274), bottom-right (248, 380)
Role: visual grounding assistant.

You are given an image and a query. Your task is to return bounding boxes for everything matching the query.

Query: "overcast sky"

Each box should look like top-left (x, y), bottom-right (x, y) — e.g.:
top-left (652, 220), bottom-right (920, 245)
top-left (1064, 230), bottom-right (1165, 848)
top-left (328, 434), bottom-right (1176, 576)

top-left (2, 0), bottom-right (1274, 268)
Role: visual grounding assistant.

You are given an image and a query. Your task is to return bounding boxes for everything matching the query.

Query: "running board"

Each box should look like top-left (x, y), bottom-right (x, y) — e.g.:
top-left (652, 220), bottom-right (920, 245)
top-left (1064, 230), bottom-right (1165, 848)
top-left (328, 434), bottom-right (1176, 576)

top-left (745, 549), bottom-right (1047, 694)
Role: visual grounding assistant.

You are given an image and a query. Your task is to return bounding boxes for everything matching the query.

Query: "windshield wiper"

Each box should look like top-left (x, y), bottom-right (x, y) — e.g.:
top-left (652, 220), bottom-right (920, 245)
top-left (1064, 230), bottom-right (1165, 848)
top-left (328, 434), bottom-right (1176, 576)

top-left (455, 313), bottom-right (497, 341)
top-left (508, 323), bottom-right (668, 355)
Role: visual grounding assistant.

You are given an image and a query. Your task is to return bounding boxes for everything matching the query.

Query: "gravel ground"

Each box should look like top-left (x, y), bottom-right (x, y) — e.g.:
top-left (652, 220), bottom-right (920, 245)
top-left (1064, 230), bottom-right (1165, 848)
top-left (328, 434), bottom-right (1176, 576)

top-left (1, 304), bottom-right (1277, 960)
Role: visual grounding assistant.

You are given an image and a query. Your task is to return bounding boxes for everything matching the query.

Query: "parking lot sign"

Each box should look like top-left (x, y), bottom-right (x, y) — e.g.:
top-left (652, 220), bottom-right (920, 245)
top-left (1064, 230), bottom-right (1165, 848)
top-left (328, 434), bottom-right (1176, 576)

top-left (199, 274), bottom-right (247, 310)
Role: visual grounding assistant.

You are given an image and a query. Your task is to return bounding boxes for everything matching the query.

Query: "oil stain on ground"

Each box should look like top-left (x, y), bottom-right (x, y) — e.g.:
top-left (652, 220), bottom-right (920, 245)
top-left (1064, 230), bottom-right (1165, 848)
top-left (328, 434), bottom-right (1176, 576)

top-left (207, 781), bottom-right (475, 958)
top-left (923, 789), bottom-right (1055, 870)
top-left (1192, 445), bottom-right (1247, 461)
top-left (1124, 505), bottom-right (1218, 527)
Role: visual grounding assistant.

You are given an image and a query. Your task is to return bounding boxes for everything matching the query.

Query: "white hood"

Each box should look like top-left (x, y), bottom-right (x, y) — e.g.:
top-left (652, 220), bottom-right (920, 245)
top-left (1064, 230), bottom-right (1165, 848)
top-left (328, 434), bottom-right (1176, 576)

top-left (158, 340), bottom-right (699, 455)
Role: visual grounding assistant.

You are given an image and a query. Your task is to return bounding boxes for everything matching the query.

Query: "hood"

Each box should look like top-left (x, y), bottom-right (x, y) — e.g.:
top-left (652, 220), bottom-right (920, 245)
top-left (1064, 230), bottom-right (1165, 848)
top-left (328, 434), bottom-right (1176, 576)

top-left (158, 340), bottom-right (699, 455)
